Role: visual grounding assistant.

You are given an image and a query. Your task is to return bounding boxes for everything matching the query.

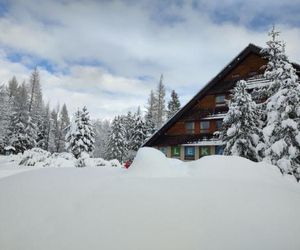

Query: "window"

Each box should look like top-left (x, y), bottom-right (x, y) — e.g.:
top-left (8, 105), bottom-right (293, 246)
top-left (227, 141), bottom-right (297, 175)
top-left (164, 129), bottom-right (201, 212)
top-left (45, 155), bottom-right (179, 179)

top-left (215, 146), bottom-right (224, 155)
top-left (215, 95), bottom-right (226, 106)
top-left (184, 146), bottom-right (195, 160)
top-left (216, 120), bottom-right (223, 130)
top-left (200, 121), bottom-right (210, 133)
top-left (185, 122), bottom-right (195, 134)
top-left (200, 146), bottom-right (210, 157)
top-left (171, 146), bottom-right (181, 158)
top-left (159, 147), bottom-right (167, 156)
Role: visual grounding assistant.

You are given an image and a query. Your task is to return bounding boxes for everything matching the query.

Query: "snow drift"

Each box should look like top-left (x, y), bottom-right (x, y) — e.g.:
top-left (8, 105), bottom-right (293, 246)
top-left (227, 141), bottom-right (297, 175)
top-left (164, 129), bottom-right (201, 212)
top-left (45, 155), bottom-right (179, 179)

top-left (129, 147), bottom-right (185, 177)
top-left (0, 147), bottom-right (299, 250)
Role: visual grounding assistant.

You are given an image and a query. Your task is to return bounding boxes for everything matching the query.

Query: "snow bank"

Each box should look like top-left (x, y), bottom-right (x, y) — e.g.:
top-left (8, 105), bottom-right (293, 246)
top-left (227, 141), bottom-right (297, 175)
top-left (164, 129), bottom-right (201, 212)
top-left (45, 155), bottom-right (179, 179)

top-left (13, 148), bottom-right (122, 168)
top-left (0, 148), bottom-right (299, 250)
top-left (129, 147), bottom-right (185, 177)
top-left (187, 155), bottom-right (285, 183)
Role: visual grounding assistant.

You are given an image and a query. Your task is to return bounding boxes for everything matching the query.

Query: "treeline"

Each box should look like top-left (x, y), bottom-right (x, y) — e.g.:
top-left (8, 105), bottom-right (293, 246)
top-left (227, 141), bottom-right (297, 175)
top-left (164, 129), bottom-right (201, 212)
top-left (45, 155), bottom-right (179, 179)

top-left (0, 68), bottom-right (181, 162)
top-left (0, 69), bottom-right (70, 154)
top-left (93, 75), bottom-right (181, 162)
top-left (220, 27), bottom-right (300, 181)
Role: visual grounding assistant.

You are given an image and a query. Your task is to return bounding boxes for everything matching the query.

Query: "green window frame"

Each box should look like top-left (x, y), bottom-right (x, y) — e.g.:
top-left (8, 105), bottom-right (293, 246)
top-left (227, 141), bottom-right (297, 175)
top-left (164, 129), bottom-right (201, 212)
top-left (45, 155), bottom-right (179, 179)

top-left (200, 146), bottom-right (210, 157)
top-left (171, 146), bottom-right (181, 158)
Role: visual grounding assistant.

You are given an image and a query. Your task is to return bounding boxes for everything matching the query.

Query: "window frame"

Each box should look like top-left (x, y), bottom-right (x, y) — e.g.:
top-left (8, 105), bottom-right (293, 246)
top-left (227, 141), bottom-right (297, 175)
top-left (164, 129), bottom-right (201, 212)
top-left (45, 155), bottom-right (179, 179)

top-left (171, 146), bottom-right (181, 158)
top-left (216, 120), bottom-right (223, 130)
top-left (185, 121), bottom-right (195, 134)
top-left (184, 146), bottom-right (195, 160)
top-left (215, 145), bottom-right (224, 155)
top-left (200, 121), bottom-right (210, 133)
top-left (215, 95), bottom-right (226, 107)
top-left (200, 146), bottom-right (210, 158)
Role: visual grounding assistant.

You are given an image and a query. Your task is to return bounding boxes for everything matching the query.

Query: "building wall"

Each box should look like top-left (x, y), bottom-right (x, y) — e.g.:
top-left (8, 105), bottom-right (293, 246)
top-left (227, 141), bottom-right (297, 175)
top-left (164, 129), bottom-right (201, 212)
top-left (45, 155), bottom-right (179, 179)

top-left (149, 50), bottom-right (273, 160)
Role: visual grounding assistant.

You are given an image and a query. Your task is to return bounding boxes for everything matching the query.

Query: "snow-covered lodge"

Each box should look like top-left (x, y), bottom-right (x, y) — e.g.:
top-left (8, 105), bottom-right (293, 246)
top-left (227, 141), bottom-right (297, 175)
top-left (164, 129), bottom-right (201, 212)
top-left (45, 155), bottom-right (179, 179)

top-left (144, 44), bottom-right (300, 160)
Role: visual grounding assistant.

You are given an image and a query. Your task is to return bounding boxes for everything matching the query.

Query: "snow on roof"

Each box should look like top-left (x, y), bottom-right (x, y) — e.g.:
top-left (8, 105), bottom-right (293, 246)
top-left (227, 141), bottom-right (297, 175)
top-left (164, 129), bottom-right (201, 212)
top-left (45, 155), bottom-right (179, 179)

top-left (4, 146), bottom-right (15, 151)
top-left (182, 140), bottom-right (224, 146)
top-left (201, 113), bottom-right (226, 120)
top-left (246, 76), bottom-right (271, 90)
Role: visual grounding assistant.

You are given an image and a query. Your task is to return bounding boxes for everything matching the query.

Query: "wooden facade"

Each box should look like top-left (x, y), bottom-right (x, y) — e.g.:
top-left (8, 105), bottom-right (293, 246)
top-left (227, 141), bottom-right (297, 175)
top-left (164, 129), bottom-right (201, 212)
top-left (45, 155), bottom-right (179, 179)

top-left (144, 44), bottom-right (300, 160)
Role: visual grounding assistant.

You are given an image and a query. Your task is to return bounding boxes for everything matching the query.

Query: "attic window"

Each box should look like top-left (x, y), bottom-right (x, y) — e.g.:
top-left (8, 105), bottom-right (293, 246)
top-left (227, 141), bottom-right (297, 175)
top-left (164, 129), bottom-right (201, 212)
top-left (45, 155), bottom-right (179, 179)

top-left (185, 122), bottom-right (195, 134)
top-left (215, 95), bottom-right (226, 107)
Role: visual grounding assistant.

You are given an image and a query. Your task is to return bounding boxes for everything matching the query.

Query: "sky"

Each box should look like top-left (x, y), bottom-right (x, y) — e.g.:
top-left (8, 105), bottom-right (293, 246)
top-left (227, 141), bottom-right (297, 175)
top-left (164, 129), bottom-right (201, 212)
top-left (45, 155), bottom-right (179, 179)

top-left (0, 0), bottom-right (299, 119)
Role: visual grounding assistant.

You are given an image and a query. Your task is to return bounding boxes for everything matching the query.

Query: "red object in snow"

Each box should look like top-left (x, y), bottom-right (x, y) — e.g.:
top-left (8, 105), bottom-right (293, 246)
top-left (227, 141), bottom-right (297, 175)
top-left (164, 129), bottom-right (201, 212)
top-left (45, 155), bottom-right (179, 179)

top-left (124, 160), bottom-right (132, 169)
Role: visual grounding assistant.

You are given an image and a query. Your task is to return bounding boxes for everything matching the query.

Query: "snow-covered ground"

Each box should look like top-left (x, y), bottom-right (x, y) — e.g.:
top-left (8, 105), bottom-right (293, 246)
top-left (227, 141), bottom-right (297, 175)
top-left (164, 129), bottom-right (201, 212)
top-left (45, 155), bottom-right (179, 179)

top-left (0, 147), bottom-right (300, 250)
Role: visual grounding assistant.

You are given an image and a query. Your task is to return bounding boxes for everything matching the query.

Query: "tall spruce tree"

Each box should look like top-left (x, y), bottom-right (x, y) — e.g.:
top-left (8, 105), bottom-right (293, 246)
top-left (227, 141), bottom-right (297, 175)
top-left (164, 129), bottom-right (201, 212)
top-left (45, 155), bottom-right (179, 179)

top-left (0, 85), bottom-right (11, 152)
top-left (7, 83), bottom-right (37, 153)
top-left (262, 34), bottom-right (300, 181)
top-left (105, 116), bottom-right (127, 162)
top-left (220, 80), bottom-right (261, 162)
top-left (145, 90), bottom-right (156, 138)
top-left (28, 68), bottom-right (45, 148)
top-left (58, 103), bottom-right (70, 152)
top-left (262, 26), bottom-right (288, 98)
top-left (167, 90), bottom-right (181, 119)
top-left (153, 74), bottom-right (166, 129)
top-left (7, 76), bottom-right (18, 98)
top-left (65, 106), bottom-right (95, 160)
top-left (130, 112), bottom-right (147, 152)
top-left (93, 119), bottom-right (111, 158)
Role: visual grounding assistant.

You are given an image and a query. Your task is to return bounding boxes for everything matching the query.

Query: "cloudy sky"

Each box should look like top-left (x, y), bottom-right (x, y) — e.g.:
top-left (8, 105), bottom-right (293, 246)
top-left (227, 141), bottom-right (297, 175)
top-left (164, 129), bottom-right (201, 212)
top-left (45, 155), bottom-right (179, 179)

top-left (0, 0), bottom-right (299, 119)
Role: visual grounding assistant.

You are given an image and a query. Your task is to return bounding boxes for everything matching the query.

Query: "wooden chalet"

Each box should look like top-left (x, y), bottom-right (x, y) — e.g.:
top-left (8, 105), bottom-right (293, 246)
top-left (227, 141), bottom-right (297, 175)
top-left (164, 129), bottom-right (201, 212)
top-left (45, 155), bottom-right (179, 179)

top-left (143, 43), bottom-right (300, 160)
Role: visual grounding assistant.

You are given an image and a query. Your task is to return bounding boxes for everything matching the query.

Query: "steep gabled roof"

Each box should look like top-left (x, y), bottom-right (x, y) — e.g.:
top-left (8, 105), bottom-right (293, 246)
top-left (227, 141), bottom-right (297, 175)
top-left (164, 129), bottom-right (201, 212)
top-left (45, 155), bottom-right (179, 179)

top-left (144, 43), bottom-right (300, 147)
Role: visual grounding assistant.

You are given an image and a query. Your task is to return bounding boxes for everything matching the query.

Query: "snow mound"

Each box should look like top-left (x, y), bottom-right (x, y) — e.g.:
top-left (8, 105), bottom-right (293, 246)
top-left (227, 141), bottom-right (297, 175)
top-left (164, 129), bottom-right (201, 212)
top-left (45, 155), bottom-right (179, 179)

top-left (187, 155), bottom-right (285, 183)
top-left (129, 147), bottom-right (185, 177)
top-left (0, 151), bottom-right (300, 250)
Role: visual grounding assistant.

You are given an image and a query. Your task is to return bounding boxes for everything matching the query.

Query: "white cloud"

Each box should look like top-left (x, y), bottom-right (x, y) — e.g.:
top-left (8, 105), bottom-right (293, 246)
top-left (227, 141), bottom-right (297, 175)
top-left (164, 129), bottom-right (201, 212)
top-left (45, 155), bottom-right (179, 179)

top-left (0, 0), bottom-right (299, 119)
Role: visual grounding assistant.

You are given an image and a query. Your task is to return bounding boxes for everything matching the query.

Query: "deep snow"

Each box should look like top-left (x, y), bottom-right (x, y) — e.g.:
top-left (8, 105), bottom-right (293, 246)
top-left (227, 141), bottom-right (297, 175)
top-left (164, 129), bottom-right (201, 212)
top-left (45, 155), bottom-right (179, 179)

top-left (0, 147), bottom-right (299, 250)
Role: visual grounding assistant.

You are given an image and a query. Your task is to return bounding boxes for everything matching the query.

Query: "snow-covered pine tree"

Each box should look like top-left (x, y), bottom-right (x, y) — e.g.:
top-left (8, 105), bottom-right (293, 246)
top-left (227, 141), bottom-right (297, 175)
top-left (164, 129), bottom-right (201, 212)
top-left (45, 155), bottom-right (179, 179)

top-left (145, 90), bottom-right (157, 138)
top-left (105, 115), bottom-right (127, 162)
top-left (262, 26), bottom-right (288, 98)
top-left (153, 74), bottom-right (166, 129)
top-left (50, 108), bottom-right (61, 152)
top-left (7, 83), bottom-right (37, 153)
top-left (65, 106), bottom-right (95, 163)
top-left (123, 111), bottom-right (135, 149)
top-left (40, 102), bottom-right (52, 151)
top-left (220, 80), bottom-right (261, 162)
top-left (167, 90), bottom-right (181, 119)
top-left (7, 76), bottom-right (18, 98)
top-left (58, 103), bottom-right (70, 152)
top-left (263, 43), bottom-right (300, 181)
top-left (28, 68), bottom-right (45, 148)
top-left (130, 112), bottom-right (147, 152)
top-left (0, 85), bottom-right (11, 152)
top-left (93, 119), bottom-right (111, 158)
